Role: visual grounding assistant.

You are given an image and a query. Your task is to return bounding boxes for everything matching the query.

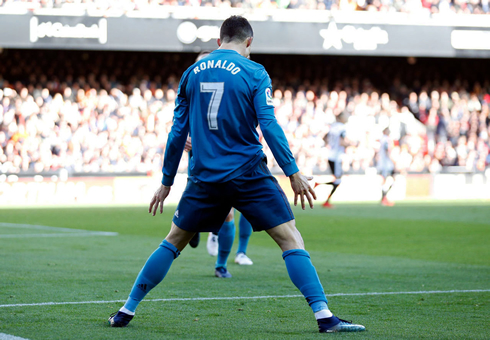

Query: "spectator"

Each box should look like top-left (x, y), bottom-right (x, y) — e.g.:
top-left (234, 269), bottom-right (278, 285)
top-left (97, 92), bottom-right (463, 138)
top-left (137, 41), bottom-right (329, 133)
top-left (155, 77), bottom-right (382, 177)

top-left (1, 0), bottom-right (489, 14)
top-left (0, 50), bottom-right (488, 175)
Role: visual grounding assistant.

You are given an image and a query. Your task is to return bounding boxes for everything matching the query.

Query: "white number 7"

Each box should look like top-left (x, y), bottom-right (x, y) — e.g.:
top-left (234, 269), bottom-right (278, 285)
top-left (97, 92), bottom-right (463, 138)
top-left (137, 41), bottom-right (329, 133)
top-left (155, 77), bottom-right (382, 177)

top-left (200, 82), bottom-right (224, 130)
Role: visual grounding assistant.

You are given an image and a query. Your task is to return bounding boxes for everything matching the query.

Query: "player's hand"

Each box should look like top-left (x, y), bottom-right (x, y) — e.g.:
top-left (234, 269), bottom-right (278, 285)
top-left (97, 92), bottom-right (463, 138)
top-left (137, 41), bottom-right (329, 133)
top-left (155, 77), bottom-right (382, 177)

top-left (184, 136), bottom-right (192, 152)
top-left (289, 172), bottom-right (316, 210)
top-left (149, 184), bottom-right (171, 216)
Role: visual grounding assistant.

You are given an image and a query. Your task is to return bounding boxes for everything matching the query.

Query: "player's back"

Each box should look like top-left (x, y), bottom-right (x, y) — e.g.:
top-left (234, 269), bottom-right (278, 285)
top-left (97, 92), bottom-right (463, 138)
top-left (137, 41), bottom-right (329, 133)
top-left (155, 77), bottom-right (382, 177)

top-left (180, 49), bottom-right (271, 183)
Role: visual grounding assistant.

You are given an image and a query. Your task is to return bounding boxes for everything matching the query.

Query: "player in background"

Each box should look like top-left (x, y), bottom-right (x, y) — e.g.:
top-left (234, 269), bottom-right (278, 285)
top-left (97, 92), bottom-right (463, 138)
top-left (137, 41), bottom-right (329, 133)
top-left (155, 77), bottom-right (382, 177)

top-left (109, 16), bottom-right (365, 333)
top-left (233, 213), bottom-right (253, 265)
top-left (377, 128), bottom-right (396, 206)
top-left (185, 136), bottom-right (253, 277)
top-left (206, 210), bottom-right (254, 266)
top-left (206, 227), bottom-right (219, 255)
top-left (315, 113), bottom-right (350, 208)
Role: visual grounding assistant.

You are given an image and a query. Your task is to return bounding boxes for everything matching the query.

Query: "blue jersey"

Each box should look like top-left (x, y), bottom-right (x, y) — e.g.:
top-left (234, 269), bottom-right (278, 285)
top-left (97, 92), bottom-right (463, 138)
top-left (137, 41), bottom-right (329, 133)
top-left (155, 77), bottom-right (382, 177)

top-left (162, 49), bottom-right (298, 185)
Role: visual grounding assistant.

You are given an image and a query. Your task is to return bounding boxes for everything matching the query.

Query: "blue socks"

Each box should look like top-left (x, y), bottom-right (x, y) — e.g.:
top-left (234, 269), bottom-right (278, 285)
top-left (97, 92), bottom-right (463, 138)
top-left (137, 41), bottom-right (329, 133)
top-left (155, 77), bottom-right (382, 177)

top-left (215, 221), bottom-right (235, 269)
top-left (237, 214), bottom-right (252, 254)
top-left (123, 239), bottom-right (180, 313)
top-left (283, 249), bottom-right (328, 313)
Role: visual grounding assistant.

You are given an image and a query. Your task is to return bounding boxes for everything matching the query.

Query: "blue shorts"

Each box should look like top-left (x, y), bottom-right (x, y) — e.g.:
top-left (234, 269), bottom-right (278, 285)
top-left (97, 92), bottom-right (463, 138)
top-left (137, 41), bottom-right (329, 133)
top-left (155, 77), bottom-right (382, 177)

top-left (173, 159), bottom-right (294, 233)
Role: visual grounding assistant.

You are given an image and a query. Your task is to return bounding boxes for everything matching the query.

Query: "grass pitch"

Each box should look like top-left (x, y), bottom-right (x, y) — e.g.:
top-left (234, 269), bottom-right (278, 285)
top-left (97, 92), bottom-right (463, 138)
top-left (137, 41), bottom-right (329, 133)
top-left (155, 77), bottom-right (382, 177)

top-left (1, 201), bottom-right (489, 339)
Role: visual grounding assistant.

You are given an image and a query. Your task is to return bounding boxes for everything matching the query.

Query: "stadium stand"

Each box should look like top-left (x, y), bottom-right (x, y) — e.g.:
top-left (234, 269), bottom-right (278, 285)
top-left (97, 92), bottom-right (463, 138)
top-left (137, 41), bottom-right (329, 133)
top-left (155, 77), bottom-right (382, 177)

top-left (0, 50), bottom-right (488, 176)
top-left (0, 0), bottom-right (488, 14)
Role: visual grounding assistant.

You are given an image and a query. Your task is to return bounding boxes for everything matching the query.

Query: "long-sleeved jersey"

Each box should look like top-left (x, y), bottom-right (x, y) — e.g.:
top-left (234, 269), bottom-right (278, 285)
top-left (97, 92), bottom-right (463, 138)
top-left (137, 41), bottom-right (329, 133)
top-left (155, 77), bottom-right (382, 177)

top-left (162, 49), bottom-right (298, 185)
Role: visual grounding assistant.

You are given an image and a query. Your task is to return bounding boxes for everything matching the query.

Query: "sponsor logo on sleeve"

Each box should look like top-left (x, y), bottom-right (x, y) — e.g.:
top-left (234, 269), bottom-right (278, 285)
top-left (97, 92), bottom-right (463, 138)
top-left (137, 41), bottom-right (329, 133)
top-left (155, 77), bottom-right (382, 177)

top-left (265, 88), bottom-right (274, 106)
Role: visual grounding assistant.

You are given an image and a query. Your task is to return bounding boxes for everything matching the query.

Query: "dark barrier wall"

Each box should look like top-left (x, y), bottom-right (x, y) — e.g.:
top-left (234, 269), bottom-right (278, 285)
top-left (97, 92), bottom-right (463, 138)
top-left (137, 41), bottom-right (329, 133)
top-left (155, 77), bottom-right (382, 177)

top-left (0, 14), bottom-right (489, 57)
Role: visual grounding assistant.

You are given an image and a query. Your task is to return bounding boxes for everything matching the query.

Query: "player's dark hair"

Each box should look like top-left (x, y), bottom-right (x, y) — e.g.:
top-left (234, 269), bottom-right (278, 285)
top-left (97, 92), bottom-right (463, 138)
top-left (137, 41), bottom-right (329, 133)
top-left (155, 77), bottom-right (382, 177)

top-left (220, 16), bottom-right (254, 44)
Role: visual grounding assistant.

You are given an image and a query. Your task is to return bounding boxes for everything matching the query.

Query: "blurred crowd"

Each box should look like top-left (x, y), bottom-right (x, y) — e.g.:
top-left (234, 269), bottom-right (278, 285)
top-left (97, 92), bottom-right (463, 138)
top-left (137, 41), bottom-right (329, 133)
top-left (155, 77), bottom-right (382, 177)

top-left (0, 50), bottom-right (489, 175)
top-left (0, 0), bottom-right (488, 15)
top-left (267, 85), bottom-right (490, 175)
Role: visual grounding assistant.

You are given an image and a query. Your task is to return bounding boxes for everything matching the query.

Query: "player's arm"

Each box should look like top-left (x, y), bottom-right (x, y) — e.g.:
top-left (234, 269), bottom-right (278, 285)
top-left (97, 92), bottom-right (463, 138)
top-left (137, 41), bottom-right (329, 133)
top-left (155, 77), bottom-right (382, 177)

top-left (323, 132), bottom-right (329, 145)
top-left (253, 70), bottom-right (316, 209)
top-left (339, 131), bottom-right (352, 148)
top-left (149, 73), bottom-right (190, 216)
top-left (161, 80), bottom-right (190, 186)
top-left (254, 70), bottom-right (297, 176)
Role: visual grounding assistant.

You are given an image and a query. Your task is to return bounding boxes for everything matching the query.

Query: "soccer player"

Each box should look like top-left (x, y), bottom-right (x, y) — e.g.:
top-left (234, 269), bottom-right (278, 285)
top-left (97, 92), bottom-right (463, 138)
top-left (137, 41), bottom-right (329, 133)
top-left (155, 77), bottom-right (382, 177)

top-left (109, 16), bottom-right (365, 333)
top-left (206, 210), bottom-right (254, 263)
top-left (377, 127), bottom-right (395, 206)
top-left (187, 52), bottom-right (253, 270)
top-left (315, 112), bottom-right (349, 208)
top-left (208, 211), bottom-right (254, 264)
top-left (206, 210), bottom-right (254, 272)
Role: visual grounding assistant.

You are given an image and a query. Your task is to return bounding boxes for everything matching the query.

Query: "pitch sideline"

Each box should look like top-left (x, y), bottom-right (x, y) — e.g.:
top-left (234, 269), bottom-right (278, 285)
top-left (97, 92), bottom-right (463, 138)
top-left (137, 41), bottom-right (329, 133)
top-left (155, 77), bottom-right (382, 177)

top-left (0, 289), bottom-right (488, 309)
top-left (0, 222), bottom-right (118, 238)
top-left (0, 333), bottom-right (29, 340)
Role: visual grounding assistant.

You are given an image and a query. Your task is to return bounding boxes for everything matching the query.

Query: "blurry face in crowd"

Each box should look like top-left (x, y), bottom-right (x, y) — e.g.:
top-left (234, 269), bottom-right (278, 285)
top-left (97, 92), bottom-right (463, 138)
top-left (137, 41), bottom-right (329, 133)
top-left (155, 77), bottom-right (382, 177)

top-left (166, 89), bottom-right (176, 102)
top-left (155, 89), bottom-right (164, 100)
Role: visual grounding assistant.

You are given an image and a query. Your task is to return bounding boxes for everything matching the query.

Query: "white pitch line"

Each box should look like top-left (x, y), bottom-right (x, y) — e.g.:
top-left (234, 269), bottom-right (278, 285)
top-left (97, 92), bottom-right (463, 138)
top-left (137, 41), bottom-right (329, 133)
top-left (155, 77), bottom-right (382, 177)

top-left (0, 223), bottom-right (93, 233)
top-left (0, 333), bottom-right (30, 340)
top-left (0, 232), bottom-right (118, 239)
top-left (0, 223), bottom-right (118, 238)
top-left (0, 289), bottom-right (488, 309)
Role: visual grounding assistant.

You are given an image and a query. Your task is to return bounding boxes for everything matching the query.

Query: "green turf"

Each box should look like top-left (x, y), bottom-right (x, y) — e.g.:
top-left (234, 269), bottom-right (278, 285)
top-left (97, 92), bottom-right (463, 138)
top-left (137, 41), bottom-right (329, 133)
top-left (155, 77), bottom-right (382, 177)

top-left (0, 201), bottom-right (489, 339)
